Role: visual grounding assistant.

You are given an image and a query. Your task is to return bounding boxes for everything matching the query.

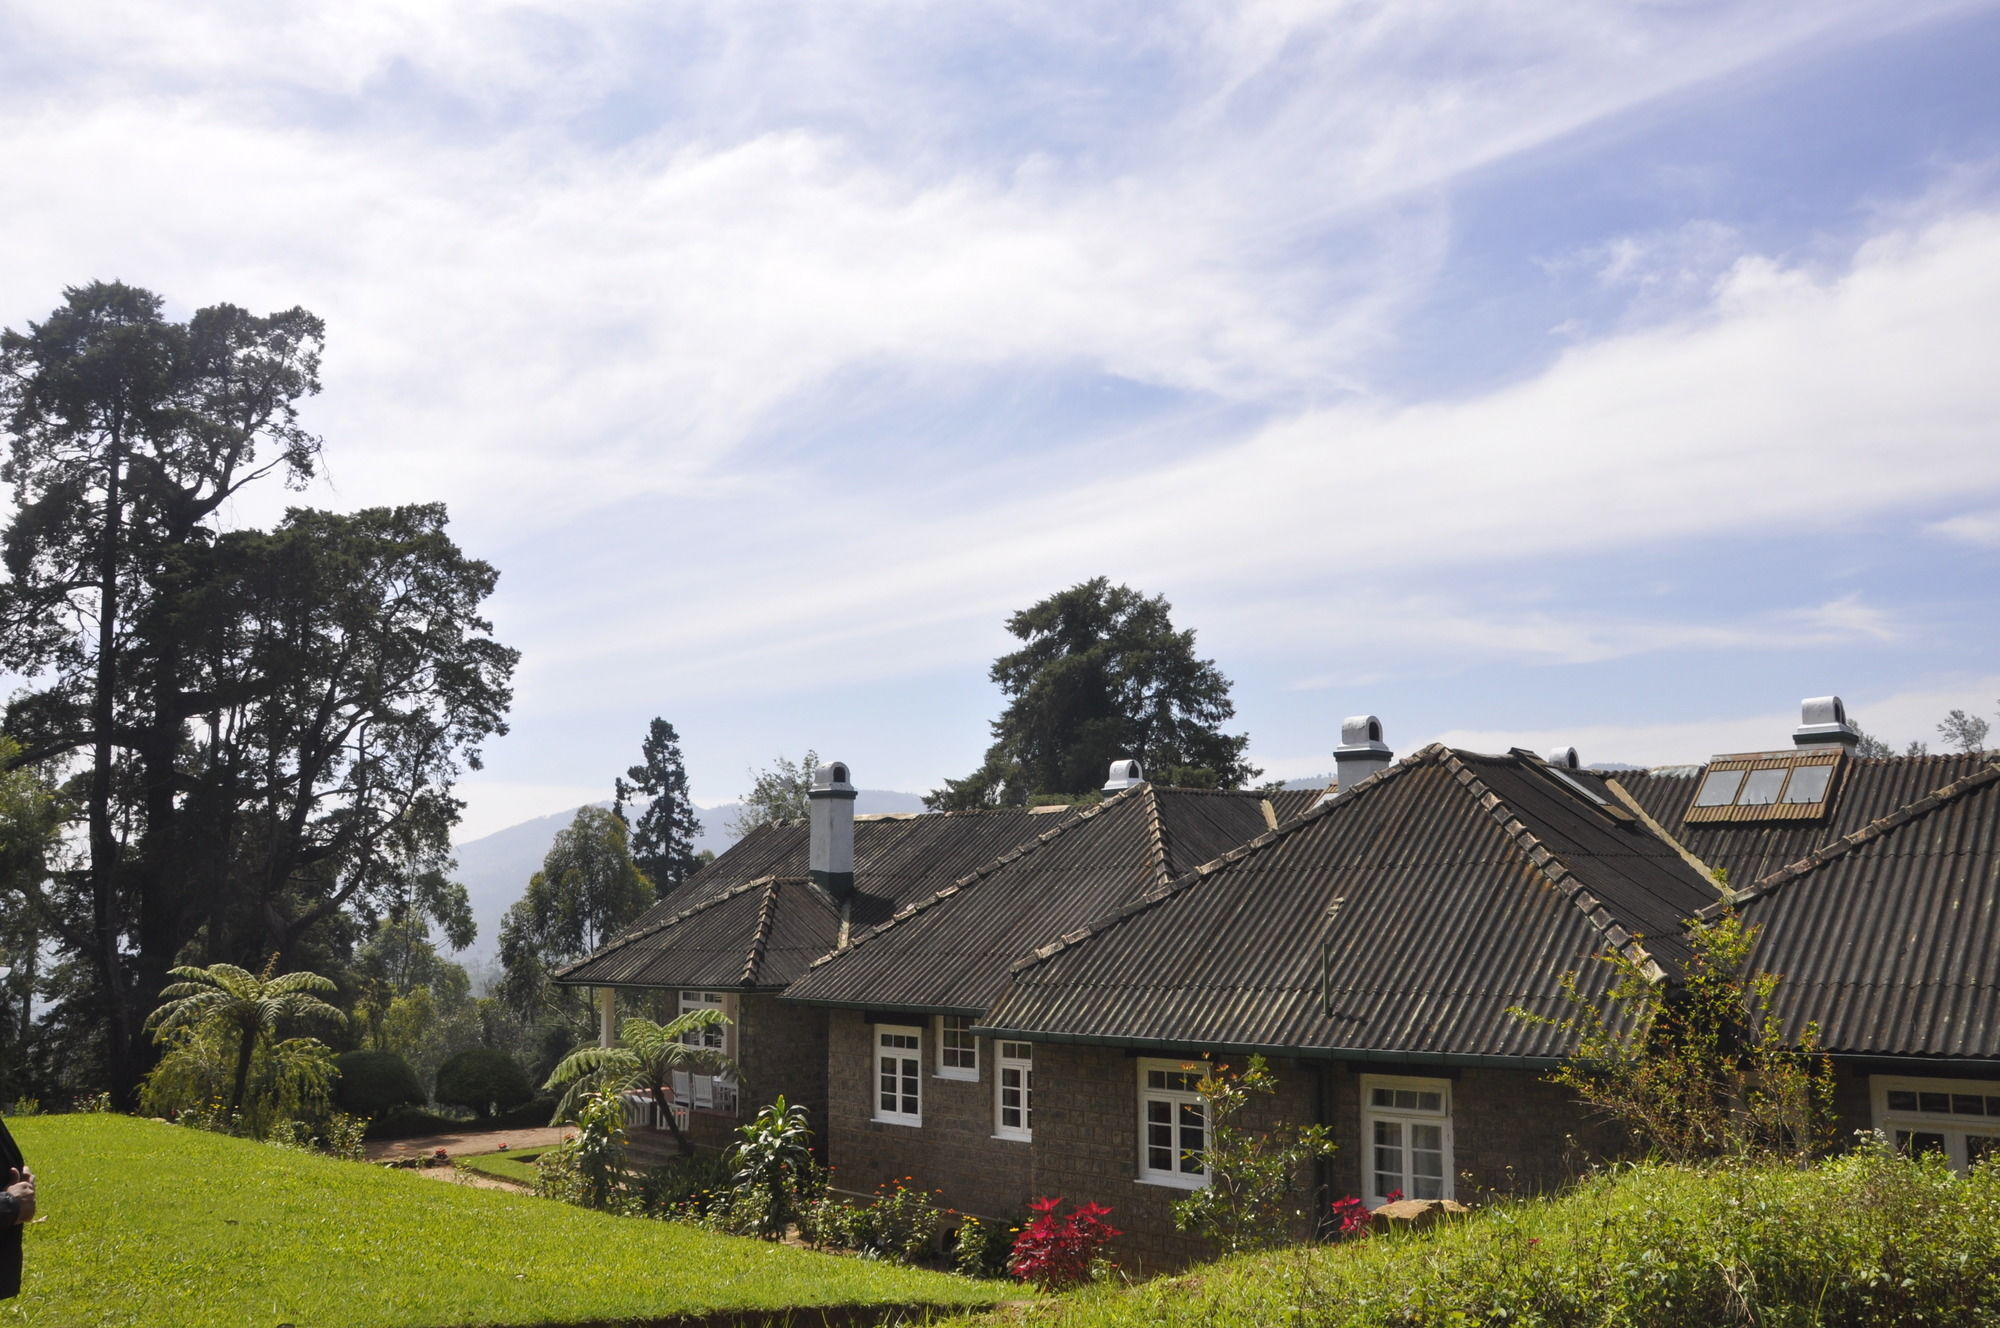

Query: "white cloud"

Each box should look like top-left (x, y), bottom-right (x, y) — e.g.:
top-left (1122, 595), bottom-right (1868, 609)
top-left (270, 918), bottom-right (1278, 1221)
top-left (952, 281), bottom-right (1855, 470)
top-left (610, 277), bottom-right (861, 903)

top-left (1927, 507), bottom-right (2000, 547)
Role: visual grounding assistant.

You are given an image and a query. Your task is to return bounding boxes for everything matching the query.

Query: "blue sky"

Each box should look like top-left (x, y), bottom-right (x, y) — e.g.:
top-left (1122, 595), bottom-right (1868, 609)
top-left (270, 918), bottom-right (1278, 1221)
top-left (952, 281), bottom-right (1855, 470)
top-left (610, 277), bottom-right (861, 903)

top-left (3, 0), bottom-right (1998, 839)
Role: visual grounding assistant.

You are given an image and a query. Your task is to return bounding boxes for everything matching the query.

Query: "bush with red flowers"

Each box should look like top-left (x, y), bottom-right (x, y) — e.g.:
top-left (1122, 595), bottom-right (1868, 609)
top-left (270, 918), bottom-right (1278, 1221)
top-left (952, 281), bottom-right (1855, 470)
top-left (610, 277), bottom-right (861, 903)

top-left (1009, 1197), bottom-right (1120, 1290)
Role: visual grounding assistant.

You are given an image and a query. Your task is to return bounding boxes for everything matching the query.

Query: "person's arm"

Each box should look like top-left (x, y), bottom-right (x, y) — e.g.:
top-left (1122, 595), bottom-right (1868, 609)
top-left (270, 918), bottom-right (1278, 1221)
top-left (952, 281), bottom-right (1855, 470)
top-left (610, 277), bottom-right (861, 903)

top-left (3, 1168), bottom-right (32, 1223)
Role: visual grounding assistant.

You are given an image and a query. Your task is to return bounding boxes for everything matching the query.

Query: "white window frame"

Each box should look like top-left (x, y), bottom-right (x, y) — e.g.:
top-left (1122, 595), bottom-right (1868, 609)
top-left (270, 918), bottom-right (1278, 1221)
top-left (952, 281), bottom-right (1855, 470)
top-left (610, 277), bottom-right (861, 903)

top-left (874, 1024), bottom-right (923, 1126)
top-left (1872, 1075), bottom-right (2000, 1173)
top-left (1360, 1074), bottom-right (1453, 1206)
top-left (936, 1014), bottom-right (979, 1081)
top-left (1137, 1057), bottom-right (1210, 1188)
top-left (994, 1040), bottom-right (1033, 1142)
top-left (672, 990), bottom-right (737, 1114)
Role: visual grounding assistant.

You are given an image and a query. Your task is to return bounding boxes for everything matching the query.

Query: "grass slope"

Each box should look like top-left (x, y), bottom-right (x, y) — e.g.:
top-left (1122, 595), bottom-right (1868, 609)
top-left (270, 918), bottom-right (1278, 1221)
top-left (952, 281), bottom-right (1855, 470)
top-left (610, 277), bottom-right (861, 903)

top-left (3, 1116), bottom-right (1005, 1328)
top-left (945, 1148), bottom-right (2000, 1328)
top-left (455, 1147), bottom-right (542, 1187)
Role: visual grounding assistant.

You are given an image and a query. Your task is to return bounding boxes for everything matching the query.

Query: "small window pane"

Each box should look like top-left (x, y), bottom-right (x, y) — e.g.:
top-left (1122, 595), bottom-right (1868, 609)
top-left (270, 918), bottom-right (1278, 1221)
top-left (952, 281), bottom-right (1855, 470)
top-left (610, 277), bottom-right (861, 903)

top-left (1898, 1130), bottom-right (1947, 1158)
top-left (1782, 763), bottom-right (1834, 804)
top-left (1887, 1090), bottom-right (1919, 1112)
top-left (1370, 1087), bottom-right (1393, 1108)
top-left (1987, 1097), bottom-right (2000, 1118)
top-left (1920, 1092), bottom-right (1952, 1113)
top-left (1695, 770), bottom-right (1745, 806)
top-left (1739, 768), bottom-right (1787, 806)
top-left (1416, 1092), bottom-right (1443, 1113)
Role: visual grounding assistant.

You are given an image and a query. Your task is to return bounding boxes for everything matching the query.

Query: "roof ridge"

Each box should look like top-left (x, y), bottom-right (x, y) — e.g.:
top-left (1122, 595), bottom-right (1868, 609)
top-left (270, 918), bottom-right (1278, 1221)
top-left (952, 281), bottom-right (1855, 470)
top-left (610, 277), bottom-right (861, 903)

top-left (740, 878), bottom-right (783, 986)
top-left (1140, 785), bottom-right (1172, 888)
top-left (1437, 750), bottom-right (1665, 981)
top-left (797, 782), bottom-right (1152, 973)
top-left (1006, 745), bottom-right (1443, 977)
top-left (550, 875), bottom-right (788, 979)
top-left (1703, 757), bottom-right (2000, 917)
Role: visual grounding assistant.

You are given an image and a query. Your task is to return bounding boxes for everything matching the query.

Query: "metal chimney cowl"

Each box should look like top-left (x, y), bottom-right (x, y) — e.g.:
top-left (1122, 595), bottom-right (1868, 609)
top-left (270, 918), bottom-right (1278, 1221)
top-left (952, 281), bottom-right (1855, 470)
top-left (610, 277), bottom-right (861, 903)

top-left (1335, 715), bottom-right (1392, 789)
top-left (809, 760), bottom-right (857, 898)
top-left (1793, 696), bottom-right (1861, 751)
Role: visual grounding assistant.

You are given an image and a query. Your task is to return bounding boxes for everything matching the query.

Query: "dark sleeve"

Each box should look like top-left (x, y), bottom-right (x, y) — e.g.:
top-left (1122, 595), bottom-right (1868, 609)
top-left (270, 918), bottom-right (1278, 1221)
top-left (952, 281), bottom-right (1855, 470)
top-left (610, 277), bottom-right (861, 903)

top-left (0, 1194), bottom-right (15, 1224)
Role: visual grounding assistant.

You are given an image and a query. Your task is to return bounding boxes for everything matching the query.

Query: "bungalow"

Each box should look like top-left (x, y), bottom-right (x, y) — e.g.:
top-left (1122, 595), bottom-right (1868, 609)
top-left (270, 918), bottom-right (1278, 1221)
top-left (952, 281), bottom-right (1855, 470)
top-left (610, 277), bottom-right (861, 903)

top-left (555, 699), bottom-right (2000, 1266)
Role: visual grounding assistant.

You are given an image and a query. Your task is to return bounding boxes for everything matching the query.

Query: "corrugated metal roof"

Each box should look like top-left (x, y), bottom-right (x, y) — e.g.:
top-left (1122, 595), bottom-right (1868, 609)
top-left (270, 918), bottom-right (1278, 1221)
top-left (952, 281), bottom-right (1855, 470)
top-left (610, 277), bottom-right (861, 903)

top-left (1719, 760), bottom-right (2000, 1057)
top-left (980, 746), bottom-right (1721, 1059)
top-left (553, 876), bottom-right (841, 989)
top-left (783, 786), bottom-right (1280, 1013)
top-left (555, 807), bottom-right (1079, 990)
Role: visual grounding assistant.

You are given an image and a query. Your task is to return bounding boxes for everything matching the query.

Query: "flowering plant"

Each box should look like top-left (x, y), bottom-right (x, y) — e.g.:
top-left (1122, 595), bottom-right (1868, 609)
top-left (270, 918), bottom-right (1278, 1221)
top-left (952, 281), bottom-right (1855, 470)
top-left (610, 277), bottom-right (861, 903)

top-left (1009, 1197), bottom-right (1120, 1289)
top-left (1329, 1188), bottom-right (1398, 1239)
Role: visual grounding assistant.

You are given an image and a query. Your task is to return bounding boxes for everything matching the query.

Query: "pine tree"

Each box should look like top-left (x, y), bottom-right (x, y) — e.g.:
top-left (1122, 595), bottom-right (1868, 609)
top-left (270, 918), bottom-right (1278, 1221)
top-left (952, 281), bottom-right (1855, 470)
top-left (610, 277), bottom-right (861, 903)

top-left (614, 718), bottom-right (703, 895)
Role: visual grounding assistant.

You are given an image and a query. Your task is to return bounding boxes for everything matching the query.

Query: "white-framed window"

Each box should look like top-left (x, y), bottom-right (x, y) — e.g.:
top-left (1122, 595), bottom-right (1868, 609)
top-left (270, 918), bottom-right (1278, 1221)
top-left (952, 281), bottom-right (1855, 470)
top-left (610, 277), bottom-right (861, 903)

top-left (875, 1024), bottom-right (923, 1126)
top-left (673, 990), bottom-right (737, 1114)
top-left (1361, 1075), bottom-right (1452, 1205)
top-left (936, 1015), bottom-right (979, 1080)
top-left (995, 1041), bottom-right (1033, 1141)
top-left (1138, 1058), bottom-right (1210, 1187)
top-left (1873, 1076), bottom-right (2000, 1172)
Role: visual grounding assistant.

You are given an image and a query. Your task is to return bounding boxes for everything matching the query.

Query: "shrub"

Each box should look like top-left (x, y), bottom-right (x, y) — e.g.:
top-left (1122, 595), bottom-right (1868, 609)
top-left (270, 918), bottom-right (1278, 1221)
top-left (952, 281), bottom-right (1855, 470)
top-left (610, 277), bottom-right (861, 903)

top-left (333, 1050), bottom-right (427, 1117)
top-left (728, 1095), bottom-right (817, 1238)
top-left (952, 1215), bottom-right (1018, 1279)
top-left (635, 1151), bottom-right (733, 1216)
top-left (1009, 1197), bottom-right (1120, 1290)
top-left (571, 1089), bottom-right (629, 1211)
top-left (1172, 1055), bottom-right (1336, 1253)
top-left (325, 1112), bottom-right (369, 1161)
top-left (434, 1047), bottom-right (534, 1119)
top-left (863, 1178), bottom-right (945, 1264)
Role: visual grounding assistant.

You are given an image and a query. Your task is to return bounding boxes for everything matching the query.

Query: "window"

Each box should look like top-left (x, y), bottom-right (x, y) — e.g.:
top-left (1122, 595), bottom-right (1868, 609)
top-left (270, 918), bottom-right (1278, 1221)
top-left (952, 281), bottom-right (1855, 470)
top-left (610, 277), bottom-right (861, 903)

top-left (875, 1025), bottom-right (922, 1125)
top-left (673, 990), bottom-right (736, 1114)
top-left (995, 1041), bottom-right (1033, 1141)
top-left (1138, 1058), bottom-right (1209, 1187)
top-left (1874, 1076), bottom-right (2000, 1172)
top-left (1684, 751), bottom-right (1844, 824)
top-left (1360, 1075), bottom-right (1452, 1205)
top-left (937, 1015), bottom-right (979, 1080)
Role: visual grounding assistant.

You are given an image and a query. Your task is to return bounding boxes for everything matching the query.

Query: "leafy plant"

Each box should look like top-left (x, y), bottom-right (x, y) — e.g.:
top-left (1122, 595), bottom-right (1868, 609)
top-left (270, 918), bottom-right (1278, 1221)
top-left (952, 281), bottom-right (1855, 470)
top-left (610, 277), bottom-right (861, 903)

top-left (952, 1214), bottom-right (1018, 1279)
top-left (1172, 1055), bottom-right (1337, 1252)
top-left (863, 1178), bottom-right (945, 1264)
top-left (543, 1010), bottom-right (741, 1156)
top-left (728, 1095), bottom-right (817, 1238)
top-left (141, 957), bottom-right (345, 1123)
top-left (434, 1047), bottom-right (534, 1119)
top-left (1009, 1197), bottom-right (1120, 1289)
top-left (571, 1089), bottom-right (630, 1211)
top-left (332, 1050), bottom-right (427, 1117)
top-left (1513, 906), bottom-right (1836, 1163)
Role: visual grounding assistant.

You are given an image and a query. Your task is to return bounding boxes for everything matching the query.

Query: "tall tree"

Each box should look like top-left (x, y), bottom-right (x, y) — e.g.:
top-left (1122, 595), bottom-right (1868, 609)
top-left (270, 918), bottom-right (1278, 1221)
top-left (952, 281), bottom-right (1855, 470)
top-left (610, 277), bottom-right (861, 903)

top-left (498, 806), bottom-right (653, 1021)
top-left (0, 282), bottom-right (325, 1099)
top-left (0, 738), bottom-right (63, 1102)
top-left (927, 578), bottom-right (1257, 809)
top-left (613, 718), bottom-right (703, 895)
top-left (1937, 708), bottom-right (1992, 754)
top-left (142, 959), bottom-right (345, 1118)
top-left (728, 750), bottom-right (819, 834)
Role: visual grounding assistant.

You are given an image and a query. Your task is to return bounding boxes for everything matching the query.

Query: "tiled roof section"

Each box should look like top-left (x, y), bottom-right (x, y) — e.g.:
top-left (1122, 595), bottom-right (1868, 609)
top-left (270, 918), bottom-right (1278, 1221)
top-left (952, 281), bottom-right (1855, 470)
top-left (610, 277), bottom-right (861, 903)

top-left (980, 746), bottom-right (1719, 1059)
top-left (1614, 753), bottom-right (1995, 892)
top-left (552, 876), bottom-right (842, 989)
top-left (1267, 787), bottom-right (1327, 825)
top-left (782, 785), bottom-right (1280, 1013)
top-left (1717, 759), bottom-right (2000, 1058)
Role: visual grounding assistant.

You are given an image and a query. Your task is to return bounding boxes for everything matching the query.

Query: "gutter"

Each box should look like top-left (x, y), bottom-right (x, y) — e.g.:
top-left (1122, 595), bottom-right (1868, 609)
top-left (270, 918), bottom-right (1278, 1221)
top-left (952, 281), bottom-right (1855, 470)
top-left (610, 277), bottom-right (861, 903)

top-left (965, 1024), bottom-right (1564, 1071)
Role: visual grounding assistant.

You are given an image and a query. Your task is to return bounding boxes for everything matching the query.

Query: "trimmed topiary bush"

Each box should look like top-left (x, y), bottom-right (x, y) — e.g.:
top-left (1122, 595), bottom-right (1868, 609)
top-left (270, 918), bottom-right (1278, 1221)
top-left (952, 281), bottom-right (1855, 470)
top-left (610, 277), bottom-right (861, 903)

top-left (332, 1050), bottom-right (426, 1118)
top-left (435, 1047), bottom-right (534, 1119)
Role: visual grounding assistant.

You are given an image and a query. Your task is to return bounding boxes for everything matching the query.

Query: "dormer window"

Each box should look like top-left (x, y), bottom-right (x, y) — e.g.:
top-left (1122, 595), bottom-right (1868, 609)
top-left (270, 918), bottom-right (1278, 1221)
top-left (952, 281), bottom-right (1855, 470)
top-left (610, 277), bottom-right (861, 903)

top-left (1685, 750), bottom-right (1845, 824)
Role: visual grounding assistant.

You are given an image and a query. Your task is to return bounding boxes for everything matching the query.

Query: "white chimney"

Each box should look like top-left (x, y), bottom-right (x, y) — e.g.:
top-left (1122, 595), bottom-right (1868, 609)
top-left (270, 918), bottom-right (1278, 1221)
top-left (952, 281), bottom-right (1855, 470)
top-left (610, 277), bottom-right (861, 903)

top-left (1548, 746), bottom-right (1581, 770)
top-left (1792, 696), bottom-right (1860, 751)
top-left (809, 760), bottom-right (857, 898)
top-left (1103, 758), bottom-right (1144, 792)
top-left (1335, 715), bottom-right (1392, 788)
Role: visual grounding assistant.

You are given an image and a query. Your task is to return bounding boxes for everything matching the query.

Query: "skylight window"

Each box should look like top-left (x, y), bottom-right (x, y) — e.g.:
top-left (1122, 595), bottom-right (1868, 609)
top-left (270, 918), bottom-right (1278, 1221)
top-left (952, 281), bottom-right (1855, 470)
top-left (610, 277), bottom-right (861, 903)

top-left (1684, 750), bottom-right (1845, 824)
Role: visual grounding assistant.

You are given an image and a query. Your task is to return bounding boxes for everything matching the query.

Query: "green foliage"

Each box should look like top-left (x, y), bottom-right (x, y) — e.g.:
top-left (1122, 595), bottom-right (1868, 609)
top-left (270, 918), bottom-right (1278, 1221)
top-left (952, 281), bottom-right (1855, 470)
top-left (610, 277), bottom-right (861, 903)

top-left (4, 1113), bottom-right (1007, 1328)
top-left (633, 1150), bottom-right (733, 1215)
top-left (0, 735), bottom-right (63, 1104)
top-left (729, 750), bottom-right (820, 834)
top-left (728, 1095), bottom-right (817, 1237)
top-left (792, 1178), bottom-right (943, 1265)
top-left (1939, 706), bottom-right (1993, 754)
top-left (542, 1010), bottom-right (740, 1156)
top-left (332, 1050), bottom-right (426, 1117)
top-left (433, 1047), bottom-right (534, 1118)
top-left (1172, 1055), bottom-right (1337, 1253)
top-left (571, 1089), bottom-right (630, 1211)
top-left (498, 806), bottom-right (652, 1021)
top-left (963, 1146), bottom-right (2000, 1328)
top-left (951, 1214), bottom-right (1018, 1279)
top-left (614, 717), bottom-right (705, 893)
top-left (139, 959), bottom-right (345, 1135)
top-left (324, 1112), bottom-right (368, 1162)
top-left (927, 578), bottom-right (1258, 809)
top-left (1515, 908), bottom-right (1836, 1163)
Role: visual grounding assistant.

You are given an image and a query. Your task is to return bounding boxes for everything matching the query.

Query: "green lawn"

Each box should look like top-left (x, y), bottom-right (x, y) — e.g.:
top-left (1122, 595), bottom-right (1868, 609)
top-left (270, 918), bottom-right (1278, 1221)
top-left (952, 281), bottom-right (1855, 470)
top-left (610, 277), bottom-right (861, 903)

top-left (2, 1115), bottom-right (1009, 1328)
top-left (454, 1146), bottom-right (542, 1188)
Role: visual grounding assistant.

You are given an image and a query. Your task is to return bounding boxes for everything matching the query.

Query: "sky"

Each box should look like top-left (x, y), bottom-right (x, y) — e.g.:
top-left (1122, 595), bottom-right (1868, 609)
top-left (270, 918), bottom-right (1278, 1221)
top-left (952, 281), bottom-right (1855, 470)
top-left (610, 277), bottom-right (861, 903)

top-left (2, 0), bottom-right (1998, 842)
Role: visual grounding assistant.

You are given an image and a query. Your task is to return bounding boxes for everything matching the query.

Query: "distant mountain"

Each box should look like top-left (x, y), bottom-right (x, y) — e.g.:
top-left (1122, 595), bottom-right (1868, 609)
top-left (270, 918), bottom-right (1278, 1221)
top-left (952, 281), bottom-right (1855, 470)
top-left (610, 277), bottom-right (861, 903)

top-left (448, 790), bottom-right (928, 965)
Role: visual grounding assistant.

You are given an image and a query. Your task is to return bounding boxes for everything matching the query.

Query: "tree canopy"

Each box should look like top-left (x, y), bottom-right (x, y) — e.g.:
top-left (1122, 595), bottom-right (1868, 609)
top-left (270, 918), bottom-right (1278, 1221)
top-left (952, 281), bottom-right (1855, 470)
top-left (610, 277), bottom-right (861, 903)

top-left (614, 717), bottom-right (703, 895)
top-left (498, 806), bottom-right (652, 1019)
top-left (729, 750), bottom-right (819, 834)
top-left (927, 578), bottom-right (1257, 809)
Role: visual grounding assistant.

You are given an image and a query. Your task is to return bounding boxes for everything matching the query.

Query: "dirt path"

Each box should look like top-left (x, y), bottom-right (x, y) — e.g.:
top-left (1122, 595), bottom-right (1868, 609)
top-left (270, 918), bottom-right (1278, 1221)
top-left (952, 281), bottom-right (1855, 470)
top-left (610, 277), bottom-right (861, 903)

top-left (364, 1124), bottom-right (571, 1163)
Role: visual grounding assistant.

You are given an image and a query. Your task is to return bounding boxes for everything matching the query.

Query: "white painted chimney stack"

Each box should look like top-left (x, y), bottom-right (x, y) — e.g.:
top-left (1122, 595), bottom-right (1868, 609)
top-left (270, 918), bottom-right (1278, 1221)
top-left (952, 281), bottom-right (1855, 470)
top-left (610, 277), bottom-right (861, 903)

top-left (1335, 715), bottom-right (1393, 789)
top-left (809, 760), bottom-right (857, 898)
top-left (1793, 696), bottom-right (1861, 751)
top-left (1103, 758), bottom-right (1144, 792)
